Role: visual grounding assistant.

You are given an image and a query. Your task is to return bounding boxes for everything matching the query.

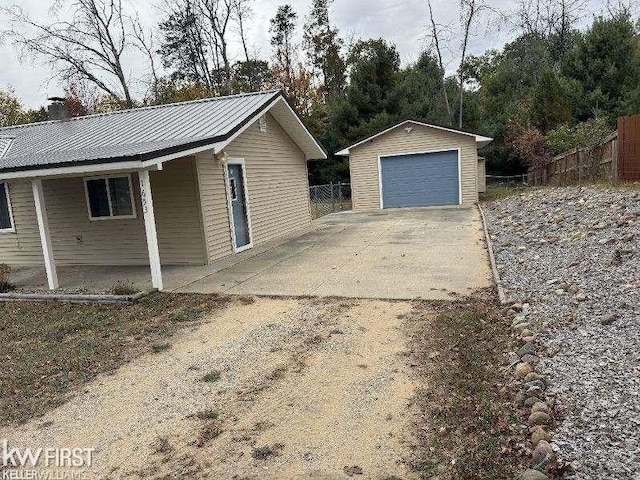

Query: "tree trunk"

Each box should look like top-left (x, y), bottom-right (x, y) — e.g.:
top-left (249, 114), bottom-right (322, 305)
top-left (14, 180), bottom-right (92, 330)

top-left (459, 0), bottom-right (476, 129)
top-left (427, 0), bottom-right (451, 123)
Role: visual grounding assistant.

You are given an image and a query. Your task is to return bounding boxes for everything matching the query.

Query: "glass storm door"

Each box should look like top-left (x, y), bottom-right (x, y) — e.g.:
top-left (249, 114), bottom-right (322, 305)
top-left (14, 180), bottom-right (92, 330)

top-left (228, 163), bottom-right (251, 250)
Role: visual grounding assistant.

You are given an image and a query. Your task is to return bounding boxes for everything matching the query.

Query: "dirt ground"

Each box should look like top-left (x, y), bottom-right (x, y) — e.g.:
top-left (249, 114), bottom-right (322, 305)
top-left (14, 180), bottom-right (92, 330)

top-left (1, 297), bottom-right (420, 479)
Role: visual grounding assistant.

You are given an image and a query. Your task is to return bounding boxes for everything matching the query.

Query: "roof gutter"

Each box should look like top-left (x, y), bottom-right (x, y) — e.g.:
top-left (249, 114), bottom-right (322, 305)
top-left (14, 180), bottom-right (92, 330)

top-left (0, 159), bottom-right (165, 181)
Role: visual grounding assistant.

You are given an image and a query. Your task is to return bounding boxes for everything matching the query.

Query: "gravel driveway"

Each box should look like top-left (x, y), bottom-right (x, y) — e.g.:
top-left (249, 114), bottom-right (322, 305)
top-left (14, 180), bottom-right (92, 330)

top-left (2, 297), bottom-right (418, 479)
top-left (484, 186), bottom-right (640, 479)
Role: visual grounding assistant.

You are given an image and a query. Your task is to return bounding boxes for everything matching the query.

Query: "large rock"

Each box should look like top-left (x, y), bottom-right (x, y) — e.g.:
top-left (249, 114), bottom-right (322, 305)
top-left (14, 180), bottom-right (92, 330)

top-left (524, 396), bottom-right (543, 407)
top-left (517, 342), bottom-right (536, 357)
top-left (531, 426), bottom-right (551, 445)
top-left (529, 411), bottom-right (552, 426)
top-left (532, 440), bottom-right (555, 465)
top-left (519, 469), bottom-right (549, 480)
top-left (523, 372), bottom-right (543, 383)
top-left (531, 402), bottom-right (550, 414)
top-left (515, 362), bottom-right (534, 379)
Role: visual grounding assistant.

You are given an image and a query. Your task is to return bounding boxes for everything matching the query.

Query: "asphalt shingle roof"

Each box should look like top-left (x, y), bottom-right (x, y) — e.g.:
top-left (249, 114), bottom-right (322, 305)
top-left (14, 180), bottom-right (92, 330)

top-left (0, 90), bottom-right (281, 172)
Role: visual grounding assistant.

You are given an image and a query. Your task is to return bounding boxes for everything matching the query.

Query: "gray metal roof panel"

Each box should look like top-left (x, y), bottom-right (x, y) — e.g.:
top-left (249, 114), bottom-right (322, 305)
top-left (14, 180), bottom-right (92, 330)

top-left (0, 90), bottom-right (280, 172)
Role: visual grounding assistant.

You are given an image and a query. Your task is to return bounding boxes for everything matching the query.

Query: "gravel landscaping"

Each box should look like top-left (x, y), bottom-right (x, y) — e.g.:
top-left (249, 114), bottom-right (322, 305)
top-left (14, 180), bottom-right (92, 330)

top-left (484, 186), bottom-right (640, 479)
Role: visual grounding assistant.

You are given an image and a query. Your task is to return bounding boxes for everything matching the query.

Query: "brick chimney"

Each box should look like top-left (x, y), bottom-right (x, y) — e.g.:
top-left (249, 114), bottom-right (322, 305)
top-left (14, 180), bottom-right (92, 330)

top-left (47, 97), bottom-right (69, 120)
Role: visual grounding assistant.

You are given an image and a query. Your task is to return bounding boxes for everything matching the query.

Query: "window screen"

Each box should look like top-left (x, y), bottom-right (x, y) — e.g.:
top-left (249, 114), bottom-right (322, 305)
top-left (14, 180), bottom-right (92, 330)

top-left (0, 184), bottom-right (12, 230)
top-left (108, 177), bottom-right (134, 216)
top-left (85, 176), bottom-right (134, 219)
top-left (86, 179), bottom-right (110, 218)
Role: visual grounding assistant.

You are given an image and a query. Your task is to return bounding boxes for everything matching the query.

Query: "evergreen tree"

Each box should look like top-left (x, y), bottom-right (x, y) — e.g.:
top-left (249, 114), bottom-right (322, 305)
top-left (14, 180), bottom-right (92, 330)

top-left (563, 12), bottom-right (640, 121)
top-left (303, 0), bottom-right (345, 100)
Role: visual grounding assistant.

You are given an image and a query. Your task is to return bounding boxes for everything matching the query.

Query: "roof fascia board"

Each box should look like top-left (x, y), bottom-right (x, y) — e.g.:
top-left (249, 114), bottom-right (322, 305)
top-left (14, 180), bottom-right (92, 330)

top-left (214, 96), bottom-right (327, 160)
top-left (275, 97), bottom-right (327, 159)
top-left (335, 120), bottom-right (493, 155)
top-left (0, 160), bottom-right (163, 181)
top-left (143, 143), bottom-right (219, 166)
top-left (213, 96), bottom-right (283, 153)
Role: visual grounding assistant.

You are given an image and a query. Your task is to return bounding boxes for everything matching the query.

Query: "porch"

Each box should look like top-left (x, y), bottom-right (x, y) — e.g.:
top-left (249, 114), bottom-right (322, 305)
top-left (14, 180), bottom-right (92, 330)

top-left (0, 156), bottom-right (215, 292)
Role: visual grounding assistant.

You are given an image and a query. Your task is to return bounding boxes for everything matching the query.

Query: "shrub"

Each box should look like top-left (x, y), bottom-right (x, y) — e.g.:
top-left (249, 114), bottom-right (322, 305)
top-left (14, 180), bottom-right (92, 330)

top-left (110, 281), bottom-right (138, 296)
top-left (0, 264), bottom-right (13, 292)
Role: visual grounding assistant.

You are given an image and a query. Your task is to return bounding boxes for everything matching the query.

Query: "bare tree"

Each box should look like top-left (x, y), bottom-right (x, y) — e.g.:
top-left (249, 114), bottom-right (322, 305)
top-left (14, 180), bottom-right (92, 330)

top-left (233, 0), bottom-right (253, 63)
top-left (199, 0), bottom-right (234, 93)
top-left (131, 15), bottom-right (160, 103)
top-left (552, 0), bottom-right (587, 56)
top-left (159, 0), bottom-right (215, 91)
top-left (458, 0), bottom-right (479, 128)
top-left (426, 0), bottom-right (451, 122)
top-left (457, 0), bottom-right (502, 128)
top-left (515, 0), bottom-right (555, 36)
top-left (605, 0), bottom-right (635, 17)
top-left (2, 0), bottom-right (136, 107)
top-left (514, 0), bottom-right (587, 45)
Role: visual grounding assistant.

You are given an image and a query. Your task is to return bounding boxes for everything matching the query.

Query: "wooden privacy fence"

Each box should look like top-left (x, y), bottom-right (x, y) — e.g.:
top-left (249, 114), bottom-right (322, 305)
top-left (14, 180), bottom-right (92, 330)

top-left (528, 132), bottom-right (618, 186)
top-left (617, 114), bottom-right (640, 181)
top-left (528, 113), bottom-right (640, 186)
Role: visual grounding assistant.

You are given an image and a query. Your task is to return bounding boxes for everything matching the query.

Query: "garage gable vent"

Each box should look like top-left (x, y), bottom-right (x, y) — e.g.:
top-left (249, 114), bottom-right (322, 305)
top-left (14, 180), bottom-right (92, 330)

top-left (258, 115), bottom-right (267, 133)
top-left (0, 138), bottom-right (13, 158)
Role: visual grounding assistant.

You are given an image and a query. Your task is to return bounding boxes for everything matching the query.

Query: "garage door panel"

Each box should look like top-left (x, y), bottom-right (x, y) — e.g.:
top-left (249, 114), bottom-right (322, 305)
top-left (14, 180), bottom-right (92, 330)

top-left (380, 150), bottom-right (459, 208)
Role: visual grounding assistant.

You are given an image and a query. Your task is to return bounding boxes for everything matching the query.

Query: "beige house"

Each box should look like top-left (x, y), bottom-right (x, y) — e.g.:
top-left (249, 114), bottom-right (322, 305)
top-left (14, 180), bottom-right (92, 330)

top-left (0, 91), bottom-right (326, 290)
top-left (336, 120), bottom-right (492, 211)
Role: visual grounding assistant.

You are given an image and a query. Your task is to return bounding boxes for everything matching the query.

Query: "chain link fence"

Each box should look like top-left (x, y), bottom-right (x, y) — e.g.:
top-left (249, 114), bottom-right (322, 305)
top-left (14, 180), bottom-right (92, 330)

top-left (486, 174), bottom-right (529, 186)
top-left (309, 182), bottom-right (352, 219)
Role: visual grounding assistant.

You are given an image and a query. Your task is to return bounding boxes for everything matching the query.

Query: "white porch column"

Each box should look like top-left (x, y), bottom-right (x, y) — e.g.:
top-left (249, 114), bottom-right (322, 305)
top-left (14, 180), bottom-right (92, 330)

top-left (31, 179), bottom-right (59, 290)
top-left (138, 170), bottom-right (163, 291)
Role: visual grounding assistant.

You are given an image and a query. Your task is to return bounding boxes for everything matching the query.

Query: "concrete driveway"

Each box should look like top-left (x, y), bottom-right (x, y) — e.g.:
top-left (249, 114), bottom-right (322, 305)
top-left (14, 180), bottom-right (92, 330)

top-left (177, 207), bottom-right (491, 300)
top-left (11, 208), bottom-right (491, 300)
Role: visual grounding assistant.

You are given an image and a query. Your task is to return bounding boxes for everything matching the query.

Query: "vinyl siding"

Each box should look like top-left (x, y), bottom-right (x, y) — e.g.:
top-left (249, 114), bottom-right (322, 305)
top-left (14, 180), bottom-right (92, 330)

top-left (0, 181), bottom-right (43, 264)
top-left (348, 124), bottom-right (479, 211)
top-left (194, 112), bottom-right (311, 264)
top-left (477, 158), bottom-right (486, 192)
top-left (224, 112), bottom-right (311, 246)
top-left (194, 152), bottom-right (234, 263)
top-left (0, 157), bottom-right (205, 266)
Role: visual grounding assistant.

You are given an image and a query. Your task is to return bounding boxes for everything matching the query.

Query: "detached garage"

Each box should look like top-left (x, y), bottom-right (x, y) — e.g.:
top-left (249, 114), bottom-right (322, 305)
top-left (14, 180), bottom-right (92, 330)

top-left (336, 120), bottom-right (492, 211)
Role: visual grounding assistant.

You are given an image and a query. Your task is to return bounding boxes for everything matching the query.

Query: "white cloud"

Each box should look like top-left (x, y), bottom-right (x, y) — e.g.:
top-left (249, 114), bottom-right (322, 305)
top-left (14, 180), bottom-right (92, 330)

top-left (0, 0), bottom-right (611, 108)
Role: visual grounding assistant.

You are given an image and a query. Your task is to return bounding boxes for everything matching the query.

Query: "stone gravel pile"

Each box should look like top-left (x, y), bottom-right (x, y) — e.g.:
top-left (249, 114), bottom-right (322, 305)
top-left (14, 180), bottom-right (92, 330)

top-left (484, 186), bottom-right (640, 480)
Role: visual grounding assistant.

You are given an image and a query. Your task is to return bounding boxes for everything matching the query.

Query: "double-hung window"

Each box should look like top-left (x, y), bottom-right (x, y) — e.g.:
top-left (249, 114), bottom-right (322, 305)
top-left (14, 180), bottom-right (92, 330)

top-left (84, 175), bottom-right (136, 220)
top-left (0, 183), bottom-right (15, 232)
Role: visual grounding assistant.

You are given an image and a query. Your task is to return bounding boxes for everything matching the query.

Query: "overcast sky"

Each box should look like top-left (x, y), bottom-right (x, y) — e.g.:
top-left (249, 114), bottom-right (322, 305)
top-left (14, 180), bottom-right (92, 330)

top-left (0, 0), bottom-right (614, 108)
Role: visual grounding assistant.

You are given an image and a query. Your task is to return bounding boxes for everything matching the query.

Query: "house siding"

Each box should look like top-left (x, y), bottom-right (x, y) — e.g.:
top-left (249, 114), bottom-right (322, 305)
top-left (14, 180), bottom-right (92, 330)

top-left (194, 112), bottom-right (312, 264)
top-left (477, 158), bottom-right (486, 192)
top-left (224, 112), bottom-right (311, 246)
top-left (0, 157), bottom-right (205, 266)
top-left (348, 124), bottom-right (479, 211)
top-left (194, 153), bottom-right (234, 263)
top-left (0, 112), bottom-right (313, 268)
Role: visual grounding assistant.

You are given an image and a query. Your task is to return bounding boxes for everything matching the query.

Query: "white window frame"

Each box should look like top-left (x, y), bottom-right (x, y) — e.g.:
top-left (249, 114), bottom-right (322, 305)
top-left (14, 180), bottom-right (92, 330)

top-left (0, 182), bottom-right (16, 233)
top-left (83, 174), bottom-right (137, 221)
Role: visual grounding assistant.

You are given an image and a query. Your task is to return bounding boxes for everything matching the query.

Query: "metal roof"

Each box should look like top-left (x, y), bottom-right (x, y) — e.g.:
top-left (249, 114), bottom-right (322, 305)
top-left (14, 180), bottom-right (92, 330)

top-left (0, 90), bottom-right (326, 174)
top-left (335, 120), bottom-right (493, 156)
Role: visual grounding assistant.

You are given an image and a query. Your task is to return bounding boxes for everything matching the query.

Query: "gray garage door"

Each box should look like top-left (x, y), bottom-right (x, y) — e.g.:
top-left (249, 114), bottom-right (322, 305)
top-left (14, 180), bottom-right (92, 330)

top-left (380, 150), bottom-right (460, 208)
